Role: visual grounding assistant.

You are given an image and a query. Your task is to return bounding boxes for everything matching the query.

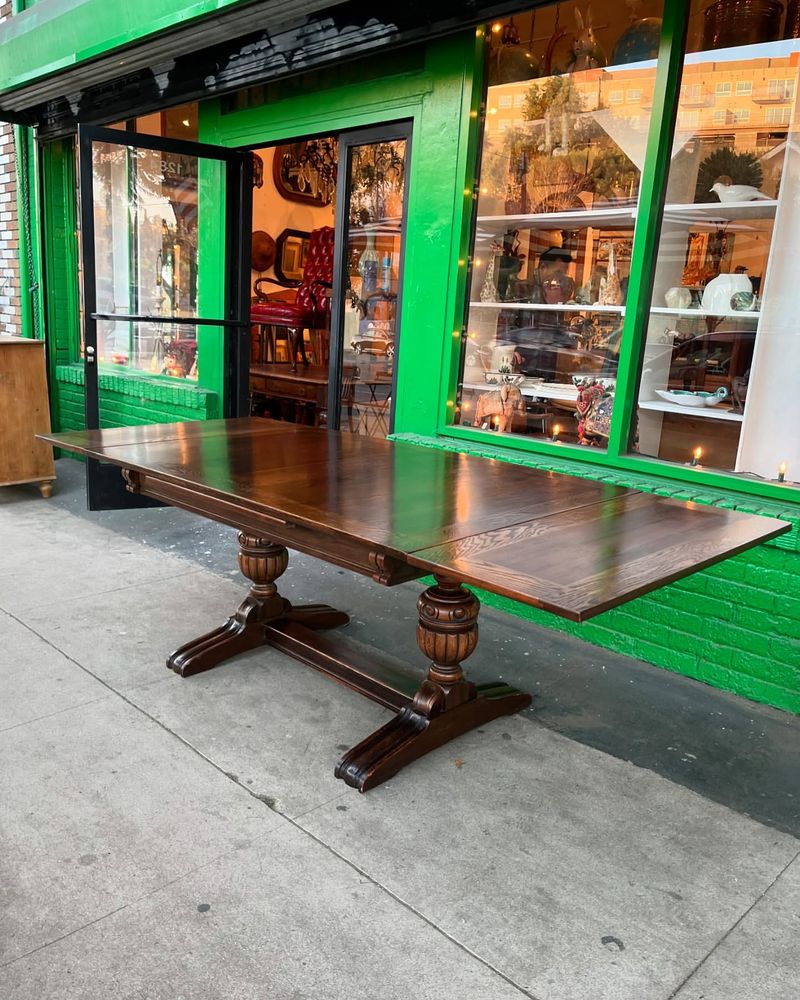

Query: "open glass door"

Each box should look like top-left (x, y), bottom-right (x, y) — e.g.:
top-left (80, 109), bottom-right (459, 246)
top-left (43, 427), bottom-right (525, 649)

top-left (77, 124), bottom-right (252, 509)
top-left (328, 123), bottom-right (412, 436)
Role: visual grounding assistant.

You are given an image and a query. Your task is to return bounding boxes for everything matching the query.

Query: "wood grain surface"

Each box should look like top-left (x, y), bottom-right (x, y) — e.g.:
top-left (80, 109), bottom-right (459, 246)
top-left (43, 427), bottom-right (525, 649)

top-left (39, 419), bottom-right (791, 621)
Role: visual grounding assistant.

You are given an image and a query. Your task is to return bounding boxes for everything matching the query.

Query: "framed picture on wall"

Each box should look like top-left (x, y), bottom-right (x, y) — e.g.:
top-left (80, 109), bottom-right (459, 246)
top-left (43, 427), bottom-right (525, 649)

top-left (274, 228), bottom-right (311, 286)
top-left (272, 140), bottom-right (337, 206)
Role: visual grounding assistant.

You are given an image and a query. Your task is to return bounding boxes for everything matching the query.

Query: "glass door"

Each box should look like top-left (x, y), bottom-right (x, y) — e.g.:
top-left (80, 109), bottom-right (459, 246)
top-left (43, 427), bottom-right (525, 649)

top-left (328, 123), bottom-right (412, 436)
top-left (77, 124), bottom-right (252, 509)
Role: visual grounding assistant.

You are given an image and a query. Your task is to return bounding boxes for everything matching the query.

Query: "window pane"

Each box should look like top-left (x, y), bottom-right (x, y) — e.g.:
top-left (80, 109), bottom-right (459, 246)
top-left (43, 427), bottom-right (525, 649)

top-left (89, 140), bottom-right (221, 378)
top-left (632, 1), bottom-right (800, 485)
top-left (456, 2), bottom-right (664, 447)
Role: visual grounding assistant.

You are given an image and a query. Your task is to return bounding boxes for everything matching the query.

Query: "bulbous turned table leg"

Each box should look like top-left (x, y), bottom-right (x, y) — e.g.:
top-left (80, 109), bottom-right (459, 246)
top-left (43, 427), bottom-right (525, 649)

top-left (167, 533), bottom-right (290, 677)
top-left (336, 575), bottom-right (531, 792)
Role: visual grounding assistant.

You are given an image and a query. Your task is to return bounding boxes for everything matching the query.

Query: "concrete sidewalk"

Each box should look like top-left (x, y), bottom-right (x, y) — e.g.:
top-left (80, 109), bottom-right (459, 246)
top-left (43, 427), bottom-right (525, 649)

top-left (1, 466), bottom-right (798, 999)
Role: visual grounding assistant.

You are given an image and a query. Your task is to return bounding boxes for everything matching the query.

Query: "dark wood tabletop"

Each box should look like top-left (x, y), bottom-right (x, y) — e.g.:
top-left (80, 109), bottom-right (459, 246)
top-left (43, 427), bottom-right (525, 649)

top-left (42, 418), bottom-right (790, 622)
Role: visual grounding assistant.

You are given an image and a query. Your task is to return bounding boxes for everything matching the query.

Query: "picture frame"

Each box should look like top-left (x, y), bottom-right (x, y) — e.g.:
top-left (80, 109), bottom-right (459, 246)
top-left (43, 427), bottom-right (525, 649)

top-left (274, 228), bottom-right (310, 286)
top-left (272, 141), bottom-right (336, 206)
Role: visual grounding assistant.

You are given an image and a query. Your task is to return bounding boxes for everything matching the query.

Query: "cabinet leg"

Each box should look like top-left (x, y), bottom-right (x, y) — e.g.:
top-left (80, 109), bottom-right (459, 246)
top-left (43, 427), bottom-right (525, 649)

top-left (39, 481), bottom-right (53, 498)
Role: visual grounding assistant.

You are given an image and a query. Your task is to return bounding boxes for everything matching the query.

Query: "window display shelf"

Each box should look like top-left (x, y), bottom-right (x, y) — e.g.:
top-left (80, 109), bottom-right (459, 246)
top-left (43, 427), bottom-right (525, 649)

top-left (638, 400), bottom-right (744, 422)
top-left (663, 200), bottom-right (778, 224)
top-left (475, 206), bottom-right (636, 232)
top-left (649, 306), bottom-right (760, 321)
top-left (462, 380), bottom-right (578, 402)
top-left (470, 301), bottom-right (625, 315)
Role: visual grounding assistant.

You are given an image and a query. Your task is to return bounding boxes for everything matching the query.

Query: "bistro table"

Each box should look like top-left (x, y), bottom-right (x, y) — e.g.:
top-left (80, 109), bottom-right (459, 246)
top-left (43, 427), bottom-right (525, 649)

top-left (40, 419), bottom-right (790, 791)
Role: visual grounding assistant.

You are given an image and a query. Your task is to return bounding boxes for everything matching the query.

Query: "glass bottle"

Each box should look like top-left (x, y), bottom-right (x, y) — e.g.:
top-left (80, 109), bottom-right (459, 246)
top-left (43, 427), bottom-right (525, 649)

top-left (359, 233), bottom-right (379, 295)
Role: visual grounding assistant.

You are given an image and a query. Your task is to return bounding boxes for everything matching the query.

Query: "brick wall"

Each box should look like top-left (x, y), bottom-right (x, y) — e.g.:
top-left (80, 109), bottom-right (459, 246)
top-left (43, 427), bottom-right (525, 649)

top-left (0, 0), bottom-right (21, 336)
top-left (399, 432), bottom-right (800, 715)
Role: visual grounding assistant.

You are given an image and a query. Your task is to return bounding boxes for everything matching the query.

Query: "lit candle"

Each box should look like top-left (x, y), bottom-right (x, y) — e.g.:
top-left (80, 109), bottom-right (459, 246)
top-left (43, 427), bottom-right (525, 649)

top-left (551, 423), bottom-right (561, 442)
top-left (778, 462), bottom-right (787, 483)
top-left (691, 447), bottom-right (703, 467)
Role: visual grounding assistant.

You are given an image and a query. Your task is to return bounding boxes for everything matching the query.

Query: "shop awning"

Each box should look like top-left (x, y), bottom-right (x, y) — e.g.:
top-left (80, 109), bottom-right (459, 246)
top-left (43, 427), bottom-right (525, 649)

top-left (0, 0), bottom-right (531, 137)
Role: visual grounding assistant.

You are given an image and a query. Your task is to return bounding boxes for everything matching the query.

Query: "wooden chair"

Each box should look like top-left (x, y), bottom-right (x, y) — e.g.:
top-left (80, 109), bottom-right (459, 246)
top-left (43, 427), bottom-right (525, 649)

top-left (250, 226), bottom-right (335, 371)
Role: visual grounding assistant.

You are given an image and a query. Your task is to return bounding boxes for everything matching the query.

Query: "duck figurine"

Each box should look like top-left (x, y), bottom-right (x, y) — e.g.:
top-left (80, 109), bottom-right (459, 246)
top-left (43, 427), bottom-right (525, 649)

top-left (710, 175), bottom-right (772, 203)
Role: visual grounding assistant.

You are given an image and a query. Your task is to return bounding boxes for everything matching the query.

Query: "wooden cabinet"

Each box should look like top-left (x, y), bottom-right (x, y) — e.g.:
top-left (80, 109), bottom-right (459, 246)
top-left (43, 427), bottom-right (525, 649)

top-left (0, 337), bottom-right (56, 497)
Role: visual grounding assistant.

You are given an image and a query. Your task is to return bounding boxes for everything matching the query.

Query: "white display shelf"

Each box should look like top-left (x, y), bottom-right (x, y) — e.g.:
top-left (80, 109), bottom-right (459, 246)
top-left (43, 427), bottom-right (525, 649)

top-left (649, 306), bottom-right (760, 321)
top-left (638, 399), bottom-right (744, 422)
top-left (662, 200), bottom-right (778, 224)
top-left (475, 206), bottom-right (636, 232)
top-left (473, 201), bottom-right (776, 235)
top-left (461, 379), bottom-right (578, 402)
top-left (469, 301), bottom-right (625, 315)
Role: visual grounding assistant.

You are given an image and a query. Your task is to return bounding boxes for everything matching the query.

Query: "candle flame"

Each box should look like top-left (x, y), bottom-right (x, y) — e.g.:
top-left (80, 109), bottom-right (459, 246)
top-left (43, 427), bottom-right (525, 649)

top-left (779, 462), bottom-right (787, 475)
top-left (552, 424), bottom-right (561, 438)
top-left (693, 447), bottom-right (703, 461)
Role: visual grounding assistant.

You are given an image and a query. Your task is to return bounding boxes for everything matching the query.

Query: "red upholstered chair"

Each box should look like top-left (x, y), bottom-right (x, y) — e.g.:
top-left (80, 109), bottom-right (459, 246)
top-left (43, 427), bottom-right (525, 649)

top-left (250, 226), bottom-right (335, 371)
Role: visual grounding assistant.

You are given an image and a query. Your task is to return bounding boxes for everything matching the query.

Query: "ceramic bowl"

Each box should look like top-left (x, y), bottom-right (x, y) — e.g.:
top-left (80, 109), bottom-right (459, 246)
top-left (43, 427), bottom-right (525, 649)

top-left (655, 387), bottom-right (728, 407)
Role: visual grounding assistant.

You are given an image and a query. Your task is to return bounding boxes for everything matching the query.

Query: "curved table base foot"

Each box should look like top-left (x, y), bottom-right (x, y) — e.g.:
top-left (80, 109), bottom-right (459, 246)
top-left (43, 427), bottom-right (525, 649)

top-left (336, 684), bottom-right (531, 792)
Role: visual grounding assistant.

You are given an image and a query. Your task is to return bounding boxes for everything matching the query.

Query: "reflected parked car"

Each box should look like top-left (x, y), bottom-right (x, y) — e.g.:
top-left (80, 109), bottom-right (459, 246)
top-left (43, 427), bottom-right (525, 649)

top-left (668, 327), bottom-right (755, 389)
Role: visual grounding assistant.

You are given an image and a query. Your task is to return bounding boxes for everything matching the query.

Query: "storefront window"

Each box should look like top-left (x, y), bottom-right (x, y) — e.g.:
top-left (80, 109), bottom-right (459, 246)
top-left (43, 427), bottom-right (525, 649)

top-left (90, 139), bottom-right (215, 379)
top-left (456, 1), bottom-right (664, 446)
top-left (632, 0), bottom-right (800, 485)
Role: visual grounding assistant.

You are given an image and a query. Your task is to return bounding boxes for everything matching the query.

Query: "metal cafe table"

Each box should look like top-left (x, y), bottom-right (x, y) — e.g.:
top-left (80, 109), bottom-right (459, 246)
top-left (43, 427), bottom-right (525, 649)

top-left (40, 419), bottom-right (790, 792)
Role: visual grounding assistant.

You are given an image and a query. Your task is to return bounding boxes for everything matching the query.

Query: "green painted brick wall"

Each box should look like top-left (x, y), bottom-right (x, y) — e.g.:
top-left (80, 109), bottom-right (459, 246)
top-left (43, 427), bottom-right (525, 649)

top-left (396, 433), bottom-right (800, 716)
top-left (55, 365), bottom-right (219, 429)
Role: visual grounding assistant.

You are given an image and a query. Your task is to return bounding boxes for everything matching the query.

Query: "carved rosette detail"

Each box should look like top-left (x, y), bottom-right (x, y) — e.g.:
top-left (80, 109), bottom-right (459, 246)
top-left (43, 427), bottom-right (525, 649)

top-left (237, 532), bottom-right (289, 601)
top-left (415, 576), bottom-right (480, 705)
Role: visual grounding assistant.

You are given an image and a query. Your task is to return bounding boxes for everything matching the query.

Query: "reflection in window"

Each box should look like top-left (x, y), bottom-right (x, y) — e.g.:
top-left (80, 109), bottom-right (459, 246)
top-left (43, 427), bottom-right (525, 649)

top-left (90, 143), bottom-right (204, 379)
top-left (633, 1), bottom-right (800, 485)
top-left (456, 1), bottom-right (664, 447)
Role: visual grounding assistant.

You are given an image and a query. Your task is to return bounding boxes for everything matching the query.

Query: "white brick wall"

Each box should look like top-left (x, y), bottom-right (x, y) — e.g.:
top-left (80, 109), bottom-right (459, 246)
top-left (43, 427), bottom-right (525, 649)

top-left (0, 0), bottom-right (22, 337)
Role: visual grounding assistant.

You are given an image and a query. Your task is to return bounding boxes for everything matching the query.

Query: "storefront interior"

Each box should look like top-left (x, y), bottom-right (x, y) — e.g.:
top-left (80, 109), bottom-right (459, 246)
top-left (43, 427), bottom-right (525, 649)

top-left (455, 0), bottom-right (799, 485)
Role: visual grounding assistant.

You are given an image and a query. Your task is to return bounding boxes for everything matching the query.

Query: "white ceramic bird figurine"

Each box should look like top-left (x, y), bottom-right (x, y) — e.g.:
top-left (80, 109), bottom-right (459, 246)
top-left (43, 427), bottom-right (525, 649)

top-left (710, 180), bottom-right (771, 203)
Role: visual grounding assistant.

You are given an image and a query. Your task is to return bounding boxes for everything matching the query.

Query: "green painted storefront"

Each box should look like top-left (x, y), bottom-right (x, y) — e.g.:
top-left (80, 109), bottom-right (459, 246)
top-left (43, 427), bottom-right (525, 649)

top-left (2, 0), bottom-right (799, 712)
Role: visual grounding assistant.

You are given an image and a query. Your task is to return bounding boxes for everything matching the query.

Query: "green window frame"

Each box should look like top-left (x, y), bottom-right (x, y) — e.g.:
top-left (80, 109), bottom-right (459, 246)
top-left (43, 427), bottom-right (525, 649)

top-left (438, 0), bottom-right (800, 509)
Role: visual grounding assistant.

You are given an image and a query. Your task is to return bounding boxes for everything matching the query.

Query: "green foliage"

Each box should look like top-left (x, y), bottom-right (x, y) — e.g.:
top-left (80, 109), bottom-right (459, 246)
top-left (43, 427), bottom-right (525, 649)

top-left (589, 148), bottom-right (640, 200)
top-left (695, 148), bottom-right (763, 202)
top-left (523, 76), bottom-right (585, 121)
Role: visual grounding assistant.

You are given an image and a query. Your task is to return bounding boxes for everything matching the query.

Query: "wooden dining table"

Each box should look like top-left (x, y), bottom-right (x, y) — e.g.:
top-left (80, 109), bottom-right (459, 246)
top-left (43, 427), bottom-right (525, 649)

top-left (39, 419), bottom-right (790, 791)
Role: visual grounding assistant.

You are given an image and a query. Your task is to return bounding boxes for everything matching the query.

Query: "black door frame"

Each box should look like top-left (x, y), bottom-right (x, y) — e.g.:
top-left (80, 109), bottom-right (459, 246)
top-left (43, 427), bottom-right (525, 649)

top-left (327, 120), bottom-right (413, 434)
top-left (77, 124), bottom-right (252, 510)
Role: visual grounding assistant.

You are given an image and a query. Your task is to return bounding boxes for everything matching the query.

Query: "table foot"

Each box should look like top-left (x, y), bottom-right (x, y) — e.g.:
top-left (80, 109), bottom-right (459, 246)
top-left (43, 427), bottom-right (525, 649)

top-left (336, 683), bottom-right (530, 792)
top-left (167, 535), bottom-right (348, 678)
top-left (335, 575), bottom-right (531, 791)
top-left (168, 595), bottom-right (284, 677)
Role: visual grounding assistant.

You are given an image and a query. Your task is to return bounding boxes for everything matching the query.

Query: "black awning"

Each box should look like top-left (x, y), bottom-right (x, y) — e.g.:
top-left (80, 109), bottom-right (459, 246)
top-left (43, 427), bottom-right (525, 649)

top-left (3, 0), bottom-right (530, 139)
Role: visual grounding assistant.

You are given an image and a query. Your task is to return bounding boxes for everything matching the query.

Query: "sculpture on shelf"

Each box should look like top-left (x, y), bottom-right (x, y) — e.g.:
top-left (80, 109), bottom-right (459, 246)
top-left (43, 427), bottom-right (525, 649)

top-left (598, 241), bottom-right (624, 306)
top-left (474, 384), bottom-right (526, 432)
top-left (664, 286), bottom-right (692, 310)
top-left (710, 177), bottom-right (772, 203)
top-left (695, 149), bottom-right (762, 204)
top-left (566, 6), bottom-right (607, 72)
top-left (479, 241), bottom-right (503, 302)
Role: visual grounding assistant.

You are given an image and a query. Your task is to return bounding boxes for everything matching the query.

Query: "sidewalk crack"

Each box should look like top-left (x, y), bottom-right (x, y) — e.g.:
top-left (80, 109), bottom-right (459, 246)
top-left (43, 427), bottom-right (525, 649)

top-left (665, 847), bottom-right (800, 999)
